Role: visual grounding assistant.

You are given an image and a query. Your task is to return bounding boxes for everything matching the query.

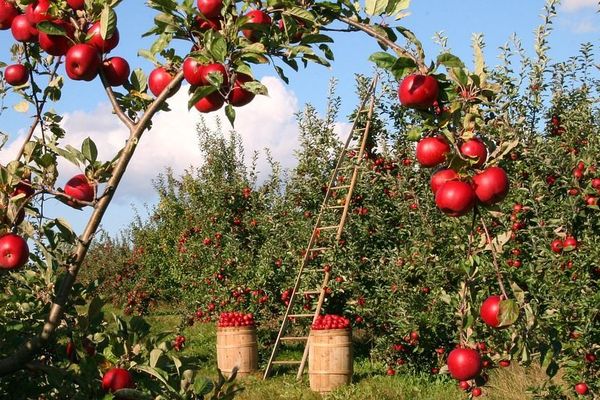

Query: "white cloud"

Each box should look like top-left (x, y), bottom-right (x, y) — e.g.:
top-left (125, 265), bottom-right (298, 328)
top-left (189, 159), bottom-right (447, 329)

top-left (2, 77), bottom-right (301, 206)
top-left (561, 0), bottom-right (599, 12)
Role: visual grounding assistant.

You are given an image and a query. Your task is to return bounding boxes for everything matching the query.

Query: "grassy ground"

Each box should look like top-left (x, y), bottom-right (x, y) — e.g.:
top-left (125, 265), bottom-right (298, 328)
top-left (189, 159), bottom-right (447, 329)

top-left (124, 309), bottom-right (570, 399)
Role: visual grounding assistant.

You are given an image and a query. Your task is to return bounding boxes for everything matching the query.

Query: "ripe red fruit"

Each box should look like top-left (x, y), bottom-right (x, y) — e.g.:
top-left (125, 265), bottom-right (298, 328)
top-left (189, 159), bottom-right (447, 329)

top-left (64, 174), bottom-right (95, 206)
top-left (398, 74), bottom-right (439, 109)
top-left (460, 138), bottom-right (488, 168)
top-left (472, 166), bottom-right (509, 205)
top-left (101, 57), bottom-right (130, 87)
top-left (4, 64), bottom-right (29, 86)
top-left (86, 22), bottom-right (120, 53)
top-left (472, 387), bottom-right (482, 397)
top-left (194, 92), bottom-right (225, 113)
top-left (196, 16), bottom-right (221, 31)
top-left (458, 381), bottom-right (470, 391)
top-left (0, 0), bottom-right (18, 30)
top-left (574, 382), bottom-right (589, 395)
top-left (39, 20), bottom-right (74, 56)
top-left (25, 0), bottom-right (51, 25)
top-left (228, 73), bottom-right (255, 107)
top-left (416, 136), bottom-right (451, 168)
top-left (242, 9), bottom-right (271, 42)
top-left (101, 368), bottom-right (134, 392)
top-left (563, 236), bottom-right (578, 251)
top-left (12, 180), bottom-right (35, 198)
top-left (499, 359), bottom-right (511, 367)
top-left (148, 67), bottom-right (177, 97)
top-left (430, 168), bottom-right (458, 194)
top-left (65, 44), bottom-right (101, 81)
top-left (480, 295), bottom-right (502, 328)
top-left (592, 178), bottom-right (600, 190)
top-left (183, 57), bottom-right (204, 86)
top-left (551, 239), bottom-right (563, 253)
top-left (197, 0), bottom-right (223, 19)
top-left (447, 348), bottom-right (482, 381)
top-left (67, 0), bottom-right (85, 10)
top-left (386, 367), bottom-right (396, 376)
top-left (435, 180), bottom-right (476, 217)
top-left (201, 63), bottom-right (228, 87)
top-left (585, 353), bottom-right (597, 363)
top-left (11, 15), bottom-right (39, 42)
top-left (0, 233), bottom-right (30, 270)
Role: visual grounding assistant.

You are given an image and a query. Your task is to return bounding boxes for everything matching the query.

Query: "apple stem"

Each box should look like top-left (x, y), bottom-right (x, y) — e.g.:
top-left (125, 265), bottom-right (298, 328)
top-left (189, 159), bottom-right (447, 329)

top-left (478, 213), bottom-right (509, 299)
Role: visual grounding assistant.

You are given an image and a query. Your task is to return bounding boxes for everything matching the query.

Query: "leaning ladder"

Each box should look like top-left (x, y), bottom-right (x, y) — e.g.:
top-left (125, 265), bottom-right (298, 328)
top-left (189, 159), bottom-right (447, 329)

top-left (263, 76), bottom-right (379, 380)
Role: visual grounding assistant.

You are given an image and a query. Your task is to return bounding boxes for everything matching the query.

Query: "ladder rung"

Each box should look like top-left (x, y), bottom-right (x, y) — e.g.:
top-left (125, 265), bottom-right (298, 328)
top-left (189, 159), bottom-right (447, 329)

top-left (319, 225), bottom-right (339, 230)
top-left (326, 205), bottom-right (345, 209)
top-left (331, 185), bottom-right (351, 190)
top-left (288, 314), bottom-right (314, 318)
top-left (280, 336), bottom-right (309, 341)
top-left (302, 290), bottom-right (321, 295)
top-left (309, 247), bottom-right (329, 252)
top-left (272, 360), bottom-right (302, 365)
top-left (304, 268), bottom-right (325, 273)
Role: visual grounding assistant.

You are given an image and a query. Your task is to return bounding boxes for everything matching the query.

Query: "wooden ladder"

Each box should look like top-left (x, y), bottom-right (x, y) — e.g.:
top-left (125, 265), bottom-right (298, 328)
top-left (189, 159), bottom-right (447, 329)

top-left (263, 76), bottom-right (379, 380)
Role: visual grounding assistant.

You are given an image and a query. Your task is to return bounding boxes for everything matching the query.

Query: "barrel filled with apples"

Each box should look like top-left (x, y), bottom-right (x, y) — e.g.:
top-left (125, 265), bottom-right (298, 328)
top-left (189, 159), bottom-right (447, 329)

top-left (216, 312), bottom-right (258, 377)
top-left (308, 314), bottom-right (353, 393)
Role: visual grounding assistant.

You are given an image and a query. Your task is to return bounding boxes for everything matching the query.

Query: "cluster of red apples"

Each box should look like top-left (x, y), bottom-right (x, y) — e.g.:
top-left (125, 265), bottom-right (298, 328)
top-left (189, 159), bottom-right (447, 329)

top-left (311, 314), bottom-right (351, 330)
top-left (217, 311), bottom-right (255, 328)
top-left (0, 0), bottom-right (130, 86)
top-left (398, 74), bottom-right (509, 217)
top-left (101, 367), bottom-right (134, 393)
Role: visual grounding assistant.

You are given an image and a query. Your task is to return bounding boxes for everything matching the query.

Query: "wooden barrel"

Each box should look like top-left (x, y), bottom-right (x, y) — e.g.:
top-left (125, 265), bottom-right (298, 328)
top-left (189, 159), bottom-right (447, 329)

top-left (216, 326), bottom-right (258, 378)
top-left (309, 328), bottom-right (353, 393)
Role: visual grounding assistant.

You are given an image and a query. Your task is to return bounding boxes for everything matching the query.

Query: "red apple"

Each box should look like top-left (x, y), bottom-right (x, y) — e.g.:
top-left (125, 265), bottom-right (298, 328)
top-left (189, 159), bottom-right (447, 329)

top-left (460, 138), bottom-right (487, 168)
top-left (416, 136), bottom-right (450, 168)
top-left (12, 180), bottom-right (35, 198)
top-left (447, 348), bottom-right (482, 381)
top-left (201, 62), bottom-right (228, 87)
top-left (197, 0), bottom-right (223, 19)
top-left (183, 57), bottom-right (204, 86)
top-left (11, 14), bottom-right (39, 42)
top-left (398, 74), bottom-right (439, 109)
top-left (67, 0), bottom-right (85, 10)
top-left (0, 233), bottom-right (29, 270)
top-left (4, 64), bottom-right (29, 86)
top-left (148, 67), bottom-right (178, 97)
top-left (435, 181), bottom-right (476, 217)
top-left (0, 0), bottom-right (18, 30)
top-left (39, 20), bottom-right (74, 56)
top-left (551, 239), bottom-right (563, 253)
top-left (592, 178), bottom-right (600, 190)
top-left (458, 381), bottom-right (470, 391)
top-left (194, 91), bottom-right (224, 113)
top-left (25, 0), bottom-right (51, 25)
top-left (196, 16), bottom-right (221, 31)
top-left (499, 359), bottom-right (511, 367)
top-left (228, 73), bottom-right (255, 107)
top-left (242, 9), bottom-right (271, 42)
top-left (472, 387), bottom-right (482, 397)
top-left (101, 56), bottom-right (130, 87)
top-left (563, 236), bottom-right (578, 251)
top-left (65, 44), bottom-right (101, 81)
top-left (472, 166), bottom-right (509, 205)
top-left (480, 295), bottom-right (502, 328)
top-left (101, 368), bottom-right (134, 392)
top-left (574, 382), bottom-right (588, 395)
top-left (86, 21), bottom-right (120, 53)
top-left (430, 168), bottom-right (458, 194)
top-left (64, 174), bottom-right (95, 207)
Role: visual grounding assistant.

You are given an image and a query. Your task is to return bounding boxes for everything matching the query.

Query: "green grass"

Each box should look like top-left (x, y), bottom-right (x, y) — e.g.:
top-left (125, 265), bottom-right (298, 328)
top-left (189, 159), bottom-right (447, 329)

top-left (114, 309), bottom-right (570, 400)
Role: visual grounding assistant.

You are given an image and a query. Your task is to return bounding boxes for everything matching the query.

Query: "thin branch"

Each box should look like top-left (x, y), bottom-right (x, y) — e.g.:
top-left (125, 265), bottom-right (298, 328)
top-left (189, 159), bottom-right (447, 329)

top-left (479, 213), bottom-right (509, 299)
top-left (338, 17), bottom-right (427, 73)
top-left (99, 73), bottom-right (135, 131)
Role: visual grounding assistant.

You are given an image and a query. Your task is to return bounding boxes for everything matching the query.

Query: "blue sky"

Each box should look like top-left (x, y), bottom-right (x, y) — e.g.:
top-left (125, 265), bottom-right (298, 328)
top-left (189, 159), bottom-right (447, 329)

top-left (1, 0), bottom-right (598, 235)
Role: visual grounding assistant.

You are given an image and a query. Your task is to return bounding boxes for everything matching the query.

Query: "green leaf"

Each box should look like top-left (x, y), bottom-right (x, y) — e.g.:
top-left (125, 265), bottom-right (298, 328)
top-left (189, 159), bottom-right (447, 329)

top-left (386, 0), bottom-right (411, 20)
top-left (187, 86), bottom-right (217, 110)
top-left (100, 6), bottom-right (118, 40)
top-left (365, 0), bottom-right (389, 16)
top-left (300, 34), bottom-right (334, 44)
top-left (36, 21), bottom-right (66, 36)
top-left (55, 218), bottom-right (77, 244)
top-left (498, 299), bottom-right (519, 327)
top-left (192, 377), bottom-right (214, 395)
top-left (81, 137), bottom-right (98, 163)
top-left (437, 53), bottom-right (465, 69)
top-left (369, 52), bottom-right (397, 70)
top-left (285, 7), bottom-right (315, 22)
top-left (150, 348), bottom-right (163, 368)
top-left (225, 104), bottom-right (236, 127)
